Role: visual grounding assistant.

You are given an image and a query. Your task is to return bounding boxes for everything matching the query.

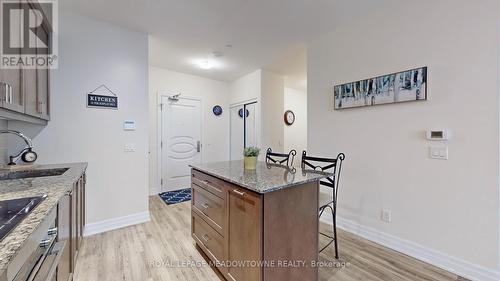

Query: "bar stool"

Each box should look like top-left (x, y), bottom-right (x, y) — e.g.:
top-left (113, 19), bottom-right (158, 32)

top-left (301, 151), bottom-right (345, 259)
top-left (265, 148), bottom-right (297, 167)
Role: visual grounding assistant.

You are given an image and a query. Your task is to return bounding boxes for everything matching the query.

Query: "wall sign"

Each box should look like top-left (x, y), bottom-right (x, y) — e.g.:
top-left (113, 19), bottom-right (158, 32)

top-left (87, 94), bottom-right (118, 109)
top-left (87, 84), bottom-right (118, 109)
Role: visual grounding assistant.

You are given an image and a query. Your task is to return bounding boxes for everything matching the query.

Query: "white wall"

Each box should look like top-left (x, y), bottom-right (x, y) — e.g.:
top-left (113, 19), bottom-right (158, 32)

top-left (149, 66), bottom-right (230, 194)
top-left (308, 0), bottom-right (500, 277)
top-left (10, 10), bottom-right (150, 228)
top-left (229, 70), bottom-right (261, 105)
top-left (284, 87), bottom-right (307, 155)
top-left (261, 70), bottom-right (284, 153)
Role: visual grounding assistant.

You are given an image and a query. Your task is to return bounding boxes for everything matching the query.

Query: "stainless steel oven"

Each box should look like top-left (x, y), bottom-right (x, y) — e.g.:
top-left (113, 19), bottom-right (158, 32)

top-left (5, 207), bottom-right (66, 281)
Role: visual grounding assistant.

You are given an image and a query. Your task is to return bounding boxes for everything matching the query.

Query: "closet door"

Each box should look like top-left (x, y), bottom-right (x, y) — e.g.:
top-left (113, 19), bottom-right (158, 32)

top-left (229, 102), bottom-right (258, 161)
top-left (230, 106), bottom-right (244, 160)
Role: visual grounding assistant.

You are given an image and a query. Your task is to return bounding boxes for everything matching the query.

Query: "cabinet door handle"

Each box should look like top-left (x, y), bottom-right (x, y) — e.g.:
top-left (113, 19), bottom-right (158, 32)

top-left (0, 83), bottom-right (5, 102)
top-left (202, 203), bottom-right (210, 209)
top-left (7, 84), bottom-right (12, 103)
top-left (1, 83), bottom-right (9, 103)
top-left (232, 189), bottom-right (246, 197)
top-left (6, 85), bottom-right (8, 103)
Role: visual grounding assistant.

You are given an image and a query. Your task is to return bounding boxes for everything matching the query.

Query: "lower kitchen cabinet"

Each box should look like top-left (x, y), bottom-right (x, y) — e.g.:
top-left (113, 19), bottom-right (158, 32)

top-left (57, 173), bottom-right (86, 281)
top-left (56, 194), bottom-right (71, 281)
top-left (227, 188), bottom-right (262, 281)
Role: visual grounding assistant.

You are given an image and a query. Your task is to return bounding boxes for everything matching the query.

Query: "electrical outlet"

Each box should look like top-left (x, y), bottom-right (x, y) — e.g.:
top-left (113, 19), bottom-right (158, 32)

top-left (429, 146), bottom-right (448, 160)
top-left (381, 209), bottom-right (392, 223)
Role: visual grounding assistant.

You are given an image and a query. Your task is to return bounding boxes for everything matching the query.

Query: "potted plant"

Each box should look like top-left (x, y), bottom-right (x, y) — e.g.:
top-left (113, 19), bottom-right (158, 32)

top-left (243, 147), bottom-right (260, 170)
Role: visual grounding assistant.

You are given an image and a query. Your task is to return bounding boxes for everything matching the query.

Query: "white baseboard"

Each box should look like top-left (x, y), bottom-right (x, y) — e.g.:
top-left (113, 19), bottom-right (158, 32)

top-left (149, 186), bottom-right (160, 196)
top-left (320, 214), bottom-right (500, 281)
top-left (84, 211), bottom-right (151, 237)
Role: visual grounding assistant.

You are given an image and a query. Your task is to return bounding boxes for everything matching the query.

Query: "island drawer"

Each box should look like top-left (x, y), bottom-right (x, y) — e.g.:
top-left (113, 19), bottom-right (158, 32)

top-left (192, 169), bottom-right (227, 200)
top-left (192, 212), bottom-right (224, 265)
top-left (192, 184), bottom-right (225, 235)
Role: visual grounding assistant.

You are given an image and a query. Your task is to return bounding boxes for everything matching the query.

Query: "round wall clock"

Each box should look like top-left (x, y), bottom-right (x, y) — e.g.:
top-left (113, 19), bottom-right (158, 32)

top-left (284, 110), bottom-right (295, 126)
top-left (212, 105), bottom-right (223, 116)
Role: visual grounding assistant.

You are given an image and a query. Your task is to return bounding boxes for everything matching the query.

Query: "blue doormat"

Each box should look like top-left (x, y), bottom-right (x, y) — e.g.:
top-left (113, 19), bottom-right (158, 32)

top-left (159, 188), bottom-right (191, 205)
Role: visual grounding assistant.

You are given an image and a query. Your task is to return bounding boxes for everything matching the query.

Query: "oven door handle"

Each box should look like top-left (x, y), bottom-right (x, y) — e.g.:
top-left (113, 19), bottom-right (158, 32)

top-left (27, 240), bottom-right (66, 281)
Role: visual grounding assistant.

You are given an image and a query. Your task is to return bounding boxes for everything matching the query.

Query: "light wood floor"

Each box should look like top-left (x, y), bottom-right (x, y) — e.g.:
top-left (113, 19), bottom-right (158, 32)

top-left (74, 196), bottom-right (468, 281)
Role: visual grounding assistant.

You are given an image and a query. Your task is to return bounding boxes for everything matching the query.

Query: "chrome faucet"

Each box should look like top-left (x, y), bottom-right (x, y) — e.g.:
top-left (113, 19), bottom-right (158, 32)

top-left (0, 130), bottom-right (38, 165)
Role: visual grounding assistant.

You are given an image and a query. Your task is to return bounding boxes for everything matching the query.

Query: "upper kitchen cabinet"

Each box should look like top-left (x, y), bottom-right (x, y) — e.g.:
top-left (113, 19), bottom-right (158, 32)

top-left (0, 0), bottom-right (51, 124)
top-left (24, 60), bottom-right (50, 120)
top-left (0, 69), bottom-right (24, 113)
top-left (0, 0), bottom-right (24, 114)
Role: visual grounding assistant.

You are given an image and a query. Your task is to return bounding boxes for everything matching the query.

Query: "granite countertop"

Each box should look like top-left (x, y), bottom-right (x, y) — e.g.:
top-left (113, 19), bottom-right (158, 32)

top-left (190, 161), bottom-right (331, 194)
top-left (0, 162), bottom-right (87, 276)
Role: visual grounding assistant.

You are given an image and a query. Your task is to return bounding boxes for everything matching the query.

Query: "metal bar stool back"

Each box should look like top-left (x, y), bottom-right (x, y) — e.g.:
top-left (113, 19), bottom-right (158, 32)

top-left (265, 148), bottom-right (297, 167)
top-left (301, 151), bottom-right (345, 259)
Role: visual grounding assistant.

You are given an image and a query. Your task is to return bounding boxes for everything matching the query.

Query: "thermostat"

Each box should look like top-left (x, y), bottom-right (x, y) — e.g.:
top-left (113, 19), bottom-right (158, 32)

top-left (123, 120), bottom-right (136, 131)
top-left (426, 129), bottom-right (450, 141)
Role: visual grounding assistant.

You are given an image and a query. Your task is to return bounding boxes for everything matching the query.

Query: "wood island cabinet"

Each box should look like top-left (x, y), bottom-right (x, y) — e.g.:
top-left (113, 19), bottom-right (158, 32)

top-left (57, 173), bottom-right (86, 281)
top-left (191, 167), bottom-right (320, 281)
top-left (227, 188), bottom-right (262, 281)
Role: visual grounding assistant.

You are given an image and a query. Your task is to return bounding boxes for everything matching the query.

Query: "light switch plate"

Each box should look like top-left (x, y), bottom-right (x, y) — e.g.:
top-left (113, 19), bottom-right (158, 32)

top-left (124, 143), bottom-right (136, 152)
top-left (123, 120), bottom-right (136, 131)
top-left (429, 146), bottom-right (448, 160)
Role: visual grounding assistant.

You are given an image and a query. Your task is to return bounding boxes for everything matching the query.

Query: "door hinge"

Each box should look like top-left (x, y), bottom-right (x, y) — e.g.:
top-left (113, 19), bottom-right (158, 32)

top-left (160, 141), bottom-right (163, 148)
top-left (161, 178), bottom-right (163, 186)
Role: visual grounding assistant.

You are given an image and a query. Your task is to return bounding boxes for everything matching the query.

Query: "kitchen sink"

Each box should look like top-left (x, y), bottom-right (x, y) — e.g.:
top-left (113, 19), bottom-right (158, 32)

top-left (0, 168), bottom-right (69, 180)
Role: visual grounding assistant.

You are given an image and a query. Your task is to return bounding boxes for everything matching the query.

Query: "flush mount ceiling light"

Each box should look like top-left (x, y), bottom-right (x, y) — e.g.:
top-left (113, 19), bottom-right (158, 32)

top-left (191, 54), bottom-right (225, 70)
top-left (198, 59), bottom-right (214, 70)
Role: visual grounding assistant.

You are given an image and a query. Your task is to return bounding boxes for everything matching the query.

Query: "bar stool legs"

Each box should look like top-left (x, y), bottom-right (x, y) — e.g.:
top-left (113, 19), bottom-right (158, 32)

top-left (319, 204), bottom-right (339, 259)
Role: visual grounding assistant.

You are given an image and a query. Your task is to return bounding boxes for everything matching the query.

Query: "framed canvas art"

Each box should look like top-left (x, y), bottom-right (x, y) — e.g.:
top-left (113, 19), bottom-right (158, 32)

top-left (334, 67), bottom-right (427, 109)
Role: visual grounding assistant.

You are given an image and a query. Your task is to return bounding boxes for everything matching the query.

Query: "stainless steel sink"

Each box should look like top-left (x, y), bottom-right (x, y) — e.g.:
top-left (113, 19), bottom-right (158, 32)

top-left (0, 168), bottom-right (69, 180)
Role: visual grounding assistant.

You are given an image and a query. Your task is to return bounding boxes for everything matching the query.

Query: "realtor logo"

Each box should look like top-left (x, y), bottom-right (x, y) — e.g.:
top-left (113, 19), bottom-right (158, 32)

top-left (0, 0), bottom-right (58, 69)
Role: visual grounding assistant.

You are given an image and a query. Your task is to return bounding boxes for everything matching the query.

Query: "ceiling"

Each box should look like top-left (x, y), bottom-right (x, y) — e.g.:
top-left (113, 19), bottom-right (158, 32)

top-left (61, 0), bottom-right (395, 83)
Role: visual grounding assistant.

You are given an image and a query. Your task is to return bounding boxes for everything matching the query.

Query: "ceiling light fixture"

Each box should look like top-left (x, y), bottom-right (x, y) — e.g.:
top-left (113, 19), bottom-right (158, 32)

top-left (198, 60), bottom-right (214, 70)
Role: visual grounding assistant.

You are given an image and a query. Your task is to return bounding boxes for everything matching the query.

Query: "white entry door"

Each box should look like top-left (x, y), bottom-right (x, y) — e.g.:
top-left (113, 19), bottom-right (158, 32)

top-left (161, 96), bottom-right (202, 191)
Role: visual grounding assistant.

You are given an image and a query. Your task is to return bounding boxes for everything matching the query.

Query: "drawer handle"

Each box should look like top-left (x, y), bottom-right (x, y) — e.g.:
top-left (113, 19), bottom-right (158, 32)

top-left (202, 234), bottom-right (210, 242)
top-left (202, 203), bottom-right (210, 209)
top-left (47, 227), bottom-right (58, 236)
top-left (232, 189), bottom-right (246, 197)
top-left (198, 179), bottom-right (222, 193)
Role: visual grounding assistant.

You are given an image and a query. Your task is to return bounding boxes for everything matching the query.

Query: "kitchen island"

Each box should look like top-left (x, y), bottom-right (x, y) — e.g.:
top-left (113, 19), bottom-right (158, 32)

top-left (190, 161), bottom-right (331, 281)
